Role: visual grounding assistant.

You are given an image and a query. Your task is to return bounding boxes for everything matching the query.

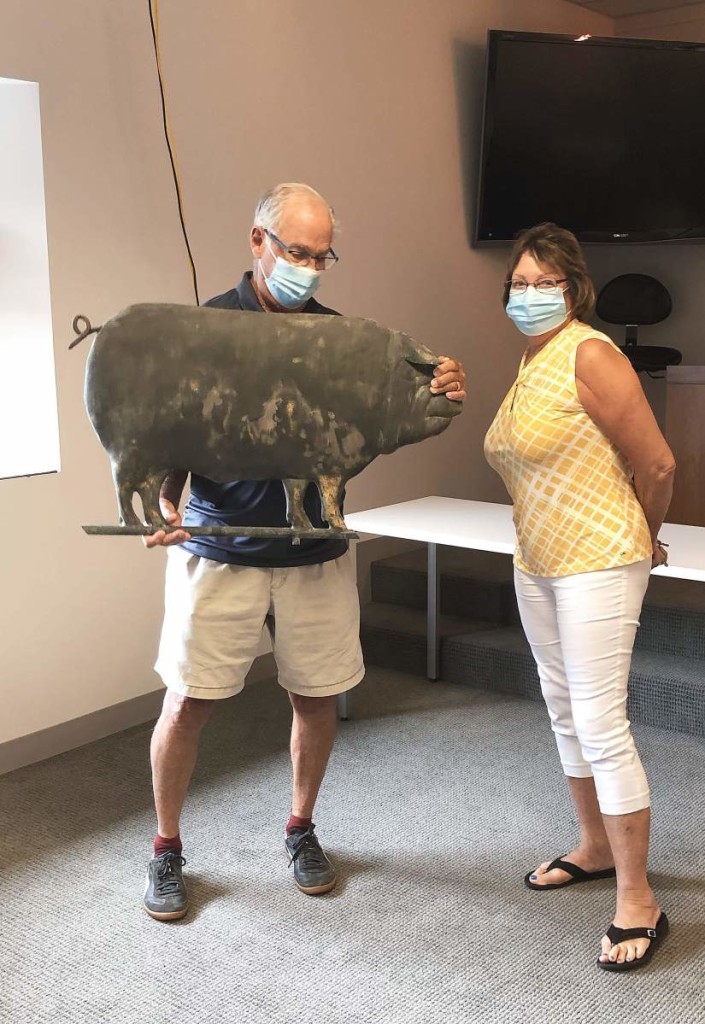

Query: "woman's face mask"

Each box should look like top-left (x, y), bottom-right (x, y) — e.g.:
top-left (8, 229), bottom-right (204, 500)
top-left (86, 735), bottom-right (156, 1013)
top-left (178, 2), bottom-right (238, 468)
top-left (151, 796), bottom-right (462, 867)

top-left (506, 284), bottom-right (570, 337)
top-left (261, 239), bottom-right (321, 309)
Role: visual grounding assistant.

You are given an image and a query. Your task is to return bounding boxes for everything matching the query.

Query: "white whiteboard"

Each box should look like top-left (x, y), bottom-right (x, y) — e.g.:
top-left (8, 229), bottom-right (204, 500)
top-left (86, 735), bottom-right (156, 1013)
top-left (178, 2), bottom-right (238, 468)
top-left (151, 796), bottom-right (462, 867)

top-left (0, 78), bottom-right (60, 479)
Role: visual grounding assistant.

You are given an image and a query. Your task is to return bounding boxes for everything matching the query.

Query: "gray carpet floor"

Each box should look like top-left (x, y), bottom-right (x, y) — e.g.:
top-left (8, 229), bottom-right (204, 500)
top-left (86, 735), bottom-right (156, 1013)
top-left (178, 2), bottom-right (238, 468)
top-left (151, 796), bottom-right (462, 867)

top-left (2, 668), bottom-right (705, 1024)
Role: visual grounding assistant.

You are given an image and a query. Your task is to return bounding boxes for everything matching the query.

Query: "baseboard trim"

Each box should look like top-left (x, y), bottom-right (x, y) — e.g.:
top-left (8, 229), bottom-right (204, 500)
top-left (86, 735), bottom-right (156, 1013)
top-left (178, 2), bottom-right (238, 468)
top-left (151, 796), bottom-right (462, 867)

top-left (0, 689), bottom-right (165, 776)
top-left (1, 541), bottom-right (404, 776)
top-left (0, 652), bottom-right (277, 776)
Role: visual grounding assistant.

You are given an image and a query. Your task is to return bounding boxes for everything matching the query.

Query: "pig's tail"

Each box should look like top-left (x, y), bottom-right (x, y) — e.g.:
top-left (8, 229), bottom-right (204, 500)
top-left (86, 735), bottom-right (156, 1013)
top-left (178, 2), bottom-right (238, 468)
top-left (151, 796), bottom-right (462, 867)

top-left (69, 315), bottom-right (102, 350)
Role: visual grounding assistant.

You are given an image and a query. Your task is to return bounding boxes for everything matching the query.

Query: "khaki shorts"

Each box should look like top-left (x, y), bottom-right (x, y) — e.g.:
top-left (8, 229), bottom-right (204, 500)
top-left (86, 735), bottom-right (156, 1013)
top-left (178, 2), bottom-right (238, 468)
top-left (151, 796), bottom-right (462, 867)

top-left (155, 546), bottom-right (365, 700)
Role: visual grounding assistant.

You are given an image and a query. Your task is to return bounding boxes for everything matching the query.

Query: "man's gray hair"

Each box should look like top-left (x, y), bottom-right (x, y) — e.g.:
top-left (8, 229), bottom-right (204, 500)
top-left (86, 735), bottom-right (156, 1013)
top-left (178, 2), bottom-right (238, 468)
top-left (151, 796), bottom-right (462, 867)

top-left (254, 182), bottom-right (337, 235)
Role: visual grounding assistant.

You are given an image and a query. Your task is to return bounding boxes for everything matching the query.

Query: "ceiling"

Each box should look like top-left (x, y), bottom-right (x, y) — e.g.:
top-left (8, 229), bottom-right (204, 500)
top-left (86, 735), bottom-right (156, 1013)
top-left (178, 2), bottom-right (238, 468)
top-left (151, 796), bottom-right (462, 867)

top-left (566, 0), bottom-right (704, 17)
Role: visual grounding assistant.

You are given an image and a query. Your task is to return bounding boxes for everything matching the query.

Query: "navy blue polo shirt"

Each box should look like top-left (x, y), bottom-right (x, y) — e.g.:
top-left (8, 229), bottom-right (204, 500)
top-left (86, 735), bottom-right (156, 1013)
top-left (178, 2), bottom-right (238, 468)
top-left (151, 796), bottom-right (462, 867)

top-left (181, 272), bottom-right (349, 567)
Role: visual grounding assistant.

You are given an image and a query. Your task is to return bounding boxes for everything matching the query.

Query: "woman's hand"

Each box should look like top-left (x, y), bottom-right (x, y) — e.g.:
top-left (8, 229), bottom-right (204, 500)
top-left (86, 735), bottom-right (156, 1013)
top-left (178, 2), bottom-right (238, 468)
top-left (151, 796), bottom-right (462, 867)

top-left (431, 356), bottom-right (467, 401)
top-left (651, 540), bottom-right (669, 569)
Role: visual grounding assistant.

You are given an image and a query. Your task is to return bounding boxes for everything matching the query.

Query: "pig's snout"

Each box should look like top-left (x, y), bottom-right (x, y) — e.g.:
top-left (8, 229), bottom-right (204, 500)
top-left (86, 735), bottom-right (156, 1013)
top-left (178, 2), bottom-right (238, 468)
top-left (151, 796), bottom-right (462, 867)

top-left (427, 392), bottom-right (463, 418)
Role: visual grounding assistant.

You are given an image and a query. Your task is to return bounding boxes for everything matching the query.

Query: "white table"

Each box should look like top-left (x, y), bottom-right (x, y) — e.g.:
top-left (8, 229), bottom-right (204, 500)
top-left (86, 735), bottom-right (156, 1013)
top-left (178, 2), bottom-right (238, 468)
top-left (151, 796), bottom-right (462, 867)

top-left (346, 496), bottom-right (705, 680)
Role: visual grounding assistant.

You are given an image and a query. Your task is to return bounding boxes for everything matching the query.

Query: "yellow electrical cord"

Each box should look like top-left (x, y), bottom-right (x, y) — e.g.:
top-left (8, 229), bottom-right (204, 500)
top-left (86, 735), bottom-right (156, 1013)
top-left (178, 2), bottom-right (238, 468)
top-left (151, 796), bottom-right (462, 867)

top-left (148, 0), bottom-right (200, 303)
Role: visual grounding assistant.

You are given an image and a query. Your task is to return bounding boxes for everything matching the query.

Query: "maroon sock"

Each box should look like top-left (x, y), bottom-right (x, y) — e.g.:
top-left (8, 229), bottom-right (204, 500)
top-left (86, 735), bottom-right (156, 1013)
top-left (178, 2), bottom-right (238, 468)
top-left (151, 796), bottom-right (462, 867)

top-left (154, 833), bottom-right (182, 857)
top-left (286, 814), bottom-right (312, 834)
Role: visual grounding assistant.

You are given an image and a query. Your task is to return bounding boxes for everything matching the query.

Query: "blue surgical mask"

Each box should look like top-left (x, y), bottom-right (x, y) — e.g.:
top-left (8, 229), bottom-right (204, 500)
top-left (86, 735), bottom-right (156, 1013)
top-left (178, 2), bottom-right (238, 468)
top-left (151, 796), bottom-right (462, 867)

top-left (261, 240), bottom-right (321, 309)
top-left (506, 286), bottom-right (569, 337)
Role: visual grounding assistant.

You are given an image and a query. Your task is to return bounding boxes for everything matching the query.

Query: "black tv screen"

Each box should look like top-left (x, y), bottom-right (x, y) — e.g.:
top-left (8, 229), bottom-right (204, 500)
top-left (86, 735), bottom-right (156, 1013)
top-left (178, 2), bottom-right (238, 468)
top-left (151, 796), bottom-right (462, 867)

top-left (475, 31), bottom-right (705, 244)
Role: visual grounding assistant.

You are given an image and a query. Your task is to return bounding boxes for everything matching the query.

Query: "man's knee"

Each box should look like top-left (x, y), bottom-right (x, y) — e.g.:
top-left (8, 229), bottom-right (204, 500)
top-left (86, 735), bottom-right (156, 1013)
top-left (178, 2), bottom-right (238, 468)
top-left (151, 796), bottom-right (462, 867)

top-left (289, 691), bottom-right (338, 717)
top-left (160, 690), bottom-right (216, 732)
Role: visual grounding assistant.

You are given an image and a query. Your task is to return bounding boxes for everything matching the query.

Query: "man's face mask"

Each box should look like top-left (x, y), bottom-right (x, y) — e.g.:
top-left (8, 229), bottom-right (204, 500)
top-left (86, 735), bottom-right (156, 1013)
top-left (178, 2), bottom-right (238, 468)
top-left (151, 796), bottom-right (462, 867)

top-left (261, 239), bottom-right (321, 308)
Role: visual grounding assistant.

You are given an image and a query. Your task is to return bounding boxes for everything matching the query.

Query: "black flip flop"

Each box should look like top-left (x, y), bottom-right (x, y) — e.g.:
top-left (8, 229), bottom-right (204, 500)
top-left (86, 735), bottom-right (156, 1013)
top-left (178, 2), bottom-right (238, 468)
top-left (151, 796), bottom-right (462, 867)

top-left (597, 911), bottom-right (669, 972)
top-left (524, 855), bottom-right (616, 891)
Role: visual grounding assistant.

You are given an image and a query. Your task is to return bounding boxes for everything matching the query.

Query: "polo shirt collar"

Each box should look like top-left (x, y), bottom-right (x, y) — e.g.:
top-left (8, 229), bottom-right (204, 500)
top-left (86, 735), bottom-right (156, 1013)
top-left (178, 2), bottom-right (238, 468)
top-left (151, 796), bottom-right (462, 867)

top-left (236, 272), bottom-right (264, 312)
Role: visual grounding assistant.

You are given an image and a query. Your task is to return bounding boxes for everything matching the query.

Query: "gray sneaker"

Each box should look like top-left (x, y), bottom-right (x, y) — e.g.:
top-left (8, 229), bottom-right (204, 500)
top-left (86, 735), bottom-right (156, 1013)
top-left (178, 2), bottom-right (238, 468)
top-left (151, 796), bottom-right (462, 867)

top-left (143, 851), bottom-right (188, 920)
top-left (285, 826), bottom-right (336, 895)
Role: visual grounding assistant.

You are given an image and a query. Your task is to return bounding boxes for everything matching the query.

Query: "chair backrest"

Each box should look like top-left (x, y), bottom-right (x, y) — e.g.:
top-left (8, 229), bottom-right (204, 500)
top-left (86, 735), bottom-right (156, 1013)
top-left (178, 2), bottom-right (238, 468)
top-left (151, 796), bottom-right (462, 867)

top-left (596, 273), bottom-right (672, 326)
top-left (595, 274), bottom-right (680, 374)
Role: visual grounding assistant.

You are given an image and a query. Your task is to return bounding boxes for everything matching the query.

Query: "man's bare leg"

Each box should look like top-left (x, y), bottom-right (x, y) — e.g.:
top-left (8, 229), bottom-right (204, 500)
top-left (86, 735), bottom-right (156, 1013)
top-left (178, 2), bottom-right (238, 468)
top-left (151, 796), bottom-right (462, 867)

top-left (285, 692), bottom-right (339, 895)
top-left (289, 692), bottom-right (338, 817)
top-left (151, 691), bottom-right (215, 838)
top-left (144, 692), bottom-right (215, 920)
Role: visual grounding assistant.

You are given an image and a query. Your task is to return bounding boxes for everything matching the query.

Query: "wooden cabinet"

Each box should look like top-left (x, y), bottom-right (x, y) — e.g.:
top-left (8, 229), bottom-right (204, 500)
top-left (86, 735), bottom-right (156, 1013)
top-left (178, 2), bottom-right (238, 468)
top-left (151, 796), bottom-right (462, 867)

top-left (665, 366), bottom-right (705, 527)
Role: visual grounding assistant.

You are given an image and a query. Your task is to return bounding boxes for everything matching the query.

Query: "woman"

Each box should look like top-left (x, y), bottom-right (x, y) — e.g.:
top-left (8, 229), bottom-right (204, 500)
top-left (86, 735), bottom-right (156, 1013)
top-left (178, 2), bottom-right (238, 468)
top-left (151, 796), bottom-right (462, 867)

top-left (484, 223), bottom-right (674, 972)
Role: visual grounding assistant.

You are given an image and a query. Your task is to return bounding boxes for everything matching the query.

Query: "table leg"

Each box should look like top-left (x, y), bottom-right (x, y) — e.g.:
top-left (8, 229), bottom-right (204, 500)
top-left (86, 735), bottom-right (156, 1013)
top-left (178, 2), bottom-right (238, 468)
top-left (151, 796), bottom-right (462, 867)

top-left (427, 541), bottom-right (440, 680)
top-left (336, 691), bottom-right (349, 721)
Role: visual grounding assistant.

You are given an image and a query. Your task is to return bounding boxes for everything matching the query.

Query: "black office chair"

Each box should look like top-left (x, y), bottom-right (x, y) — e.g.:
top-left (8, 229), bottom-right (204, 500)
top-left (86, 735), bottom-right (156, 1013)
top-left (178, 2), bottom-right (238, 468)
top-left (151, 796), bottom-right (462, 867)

top-left (595, 273), bottom-right (681, 376)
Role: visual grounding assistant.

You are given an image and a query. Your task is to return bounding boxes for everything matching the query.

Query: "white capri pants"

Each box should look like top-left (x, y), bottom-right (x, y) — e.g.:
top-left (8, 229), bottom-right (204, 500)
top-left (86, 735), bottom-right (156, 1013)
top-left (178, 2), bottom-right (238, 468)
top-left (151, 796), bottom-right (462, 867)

top-left (514, 557), bottom-right (652, 816)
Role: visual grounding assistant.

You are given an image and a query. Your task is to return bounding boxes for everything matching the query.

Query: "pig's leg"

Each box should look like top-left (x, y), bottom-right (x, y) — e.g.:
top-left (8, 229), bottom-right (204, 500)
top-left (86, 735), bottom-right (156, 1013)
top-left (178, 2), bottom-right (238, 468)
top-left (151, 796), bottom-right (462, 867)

top-left (317, 474), bottom-right (346, 530)
top-left (112, 458), bottom-right (141, 527)
top-left (139, 471), bottom-right (170, 528)
top-left (282, 478), bottom-right (314, 531)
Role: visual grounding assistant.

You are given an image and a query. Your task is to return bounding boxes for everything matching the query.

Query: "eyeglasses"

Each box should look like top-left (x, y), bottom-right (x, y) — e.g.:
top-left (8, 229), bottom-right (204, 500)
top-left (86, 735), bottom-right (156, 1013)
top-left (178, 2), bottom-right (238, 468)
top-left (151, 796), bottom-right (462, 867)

top-left (507, 277), bottom-right (568, 295)
top-left (264, 229), bottom-right (339, 271)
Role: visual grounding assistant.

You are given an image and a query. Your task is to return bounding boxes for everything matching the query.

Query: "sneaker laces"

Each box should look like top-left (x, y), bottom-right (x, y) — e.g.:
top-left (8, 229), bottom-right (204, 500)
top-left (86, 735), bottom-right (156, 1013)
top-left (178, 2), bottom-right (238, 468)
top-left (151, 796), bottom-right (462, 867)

top-left (154, 851), bottom-right (186, 896)
top-left (287, 827), bottom-right (326, 870)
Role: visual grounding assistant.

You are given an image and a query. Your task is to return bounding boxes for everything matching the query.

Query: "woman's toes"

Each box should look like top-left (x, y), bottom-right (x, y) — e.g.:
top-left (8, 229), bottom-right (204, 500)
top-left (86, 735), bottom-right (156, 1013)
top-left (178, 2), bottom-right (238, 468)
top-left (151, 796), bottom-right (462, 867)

top-left (530, 860), bottom-right (572, 886)
top-left (528, 860), bottom-right (550, 883)
top-left (606, 940), bottom-right (624, 963)
top-left (599, 929), bottom-right (655, 965)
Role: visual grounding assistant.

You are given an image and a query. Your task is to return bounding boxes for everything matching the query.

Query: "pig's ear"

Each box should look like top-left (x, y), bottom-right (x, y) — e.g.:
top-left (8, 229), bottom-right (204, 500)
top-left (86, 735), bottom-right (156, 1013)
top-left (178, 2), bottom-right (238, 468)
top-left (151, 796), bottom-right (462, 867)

top-left (400, 334), bottom-right (439, 374)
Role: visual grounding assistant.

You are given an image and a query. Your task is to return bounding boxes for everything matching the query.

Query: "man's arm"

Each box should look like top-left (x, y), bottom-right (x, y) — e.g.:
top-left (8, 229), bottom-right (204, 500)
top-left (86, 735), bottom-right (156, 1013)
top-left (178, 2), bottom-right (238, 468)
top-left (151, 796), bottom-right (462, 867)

top-left (431, 356), bottom-right (467, 401)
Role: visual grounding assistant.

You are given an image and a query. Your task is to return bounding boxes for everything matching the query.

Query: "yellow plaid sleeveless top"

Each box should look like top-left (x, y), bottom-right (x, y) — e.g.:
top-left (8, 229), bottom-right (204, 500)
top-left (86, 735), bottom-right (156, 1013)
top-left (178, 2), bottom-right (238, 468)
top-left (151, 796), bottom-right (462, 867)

top-left (484, 320), bottom-right (652, 577)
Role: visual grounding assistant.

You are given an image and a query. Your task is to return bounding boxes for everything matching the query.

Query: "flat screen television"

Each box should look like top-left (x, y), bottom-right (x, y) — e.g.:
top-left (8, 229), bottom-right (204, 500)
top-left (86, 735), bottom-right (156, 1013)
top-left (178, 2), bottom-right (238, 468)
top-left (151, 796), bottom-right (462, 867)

top-left (475, 30), bottom-right (705, 245)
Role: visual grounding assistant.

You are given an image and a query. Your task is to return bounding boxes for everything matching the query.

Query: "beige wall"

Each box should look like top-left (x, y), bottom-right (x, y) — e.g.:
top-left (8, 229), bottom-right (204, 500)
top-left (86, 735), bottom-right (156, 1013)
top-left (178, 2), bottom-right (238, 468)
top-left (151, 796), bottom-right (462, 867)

top-left (616, 2), bottom-right (705, 40)
top-left (0, 0), bottom-right (638, 747)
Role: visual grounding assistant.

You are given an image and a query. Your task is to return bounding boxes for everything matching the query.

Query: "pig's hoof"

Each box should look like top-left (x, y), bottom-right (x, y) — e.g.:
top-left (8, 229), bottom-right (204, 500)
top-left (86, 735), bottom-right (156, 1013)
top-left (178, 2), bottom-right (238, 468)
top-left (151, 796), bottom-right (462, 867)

top-left (288, 519), bottom-right (314, 532)
top-left (119, 513), bottom-right (142, 528)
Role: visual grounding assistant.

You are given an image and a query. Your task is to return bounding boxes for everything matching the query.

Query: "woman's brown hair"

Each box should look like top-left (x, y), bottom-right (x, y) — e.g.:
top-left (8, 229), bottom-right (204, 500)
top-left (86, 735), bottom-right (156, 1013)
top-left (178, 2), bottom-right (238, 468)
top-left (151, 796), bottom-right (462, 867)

top-left (502, 222), bottom-right (596, 323)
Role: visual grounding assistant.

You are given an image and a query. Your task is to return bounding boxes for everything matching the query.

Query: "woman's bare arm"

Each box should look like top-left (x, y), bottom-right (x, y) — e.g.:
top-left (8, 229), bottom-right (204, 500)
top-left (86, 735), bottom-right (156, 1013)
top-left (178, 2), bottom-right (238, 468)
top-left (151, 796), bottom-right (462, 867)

top-left (575, 339), bottom-right (675, 555)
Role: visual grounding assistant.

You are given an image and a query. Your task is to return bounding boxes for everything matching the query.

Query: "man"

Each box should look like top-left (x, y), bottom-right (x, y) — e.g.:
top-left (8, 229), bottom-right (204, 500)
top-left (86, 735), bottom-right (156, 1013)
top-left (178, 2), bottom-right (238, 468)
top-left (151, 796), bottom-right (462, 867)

top-left (143, 183), bottom-right (466, 920)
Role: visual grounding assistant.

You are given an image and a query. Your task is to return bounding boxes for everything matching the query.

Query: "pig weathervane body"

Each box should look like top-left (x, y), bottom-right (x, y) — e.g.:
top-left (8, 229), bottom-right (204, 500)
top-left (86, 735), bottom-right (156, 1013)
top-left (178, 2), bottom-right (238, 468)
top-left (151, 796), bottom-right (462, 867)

top-left (71, 303), bottom-right (461, 536)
